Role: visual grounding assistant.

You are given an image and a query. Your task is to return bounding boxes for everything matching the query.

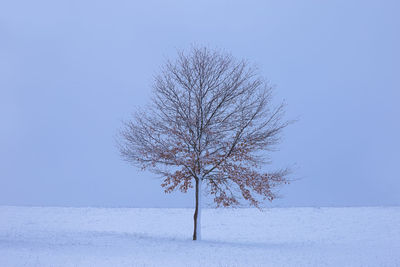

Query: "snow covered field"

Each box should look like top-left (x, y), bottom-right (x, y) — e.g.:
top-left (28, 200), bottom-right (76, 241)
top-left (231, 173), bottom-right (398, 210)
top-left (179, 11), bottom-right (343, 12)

top-left (0, 206), bottom-right (399, 266)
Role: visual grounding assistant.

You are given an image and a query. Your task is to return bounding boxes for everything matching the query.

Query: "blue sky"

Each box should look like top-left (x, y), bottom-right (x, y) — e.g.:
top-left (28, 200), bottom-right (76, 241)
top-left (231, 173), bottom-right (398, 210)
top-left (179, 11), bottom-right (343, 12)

top-left (1, 0), bottom-right (399, 207)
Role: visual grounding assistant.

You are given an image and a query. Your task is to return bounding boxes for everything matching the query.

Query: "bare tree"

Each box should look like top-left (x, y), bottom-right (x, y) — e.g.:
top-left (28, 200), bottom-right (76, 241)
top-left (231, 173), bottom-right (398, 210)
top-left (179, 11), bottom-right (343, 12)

top-left (118, 46), bottom-right (290, 240)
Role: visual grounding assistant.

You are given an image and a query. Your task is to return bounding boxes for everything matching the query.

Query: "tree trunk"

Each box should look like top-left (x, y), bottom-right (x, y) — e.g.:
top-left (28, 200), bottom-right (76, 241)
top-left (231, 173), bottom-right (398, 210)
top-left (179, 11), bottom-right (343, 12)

top-left (193, 177), bottom-right (202, 240)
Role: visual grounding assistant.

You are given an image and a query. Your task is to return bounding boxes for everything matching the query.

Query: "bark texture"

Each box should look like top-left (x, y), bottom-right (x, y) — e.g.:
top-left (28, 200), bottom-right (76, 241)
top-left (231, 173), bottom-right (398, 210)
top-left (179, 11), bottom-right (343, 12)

top-left (193, 178), bottom-right (202, 240)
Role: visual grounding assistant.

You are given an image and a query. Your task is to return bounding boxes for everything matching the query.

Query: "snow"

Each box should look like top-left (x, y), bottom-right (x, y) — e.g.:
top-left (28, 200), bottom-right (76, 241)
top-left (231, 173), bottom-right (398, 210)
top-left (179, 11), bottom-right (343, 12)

top-left (197, 178), bottom-right (202, 240)
top-left (0, 206), bottom-right (399, 266)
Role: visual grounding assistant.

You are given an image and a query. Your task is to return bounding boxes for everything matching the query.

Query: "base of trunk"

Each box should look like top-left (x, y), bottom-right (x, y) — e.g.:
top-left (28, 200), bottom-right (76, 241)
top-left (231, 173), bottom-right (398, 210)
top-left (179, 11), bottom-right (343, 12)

top-left (192, 178), bottom-right (202, 240)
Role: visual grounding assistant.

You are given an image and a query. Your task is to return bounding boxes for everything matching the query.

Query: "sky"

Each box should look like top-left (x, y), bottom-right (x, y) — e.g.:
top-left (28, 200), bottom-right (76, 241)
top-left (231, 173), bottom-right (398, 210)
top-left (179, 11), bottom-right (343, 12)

top-left (1, 0), bottom-right (399, 208)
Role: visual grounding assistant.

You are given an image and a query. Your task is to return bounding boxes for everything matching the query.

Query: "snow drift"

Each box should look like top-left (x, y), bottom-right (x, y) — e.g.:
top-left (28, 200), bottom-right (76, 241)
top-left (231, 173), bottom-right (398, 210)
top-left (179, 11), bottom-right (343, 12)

top-left (0, 206), bottom-right (399, 266)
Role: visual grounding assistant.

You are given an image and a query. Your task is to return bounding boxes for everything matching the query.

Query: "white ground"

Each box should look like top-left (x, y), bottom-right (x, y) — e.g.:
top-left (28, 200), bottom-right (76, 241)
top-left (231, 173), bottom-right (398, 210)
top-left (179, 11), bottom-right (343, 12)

top-left (0, 206), bottom-right (399, 266)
